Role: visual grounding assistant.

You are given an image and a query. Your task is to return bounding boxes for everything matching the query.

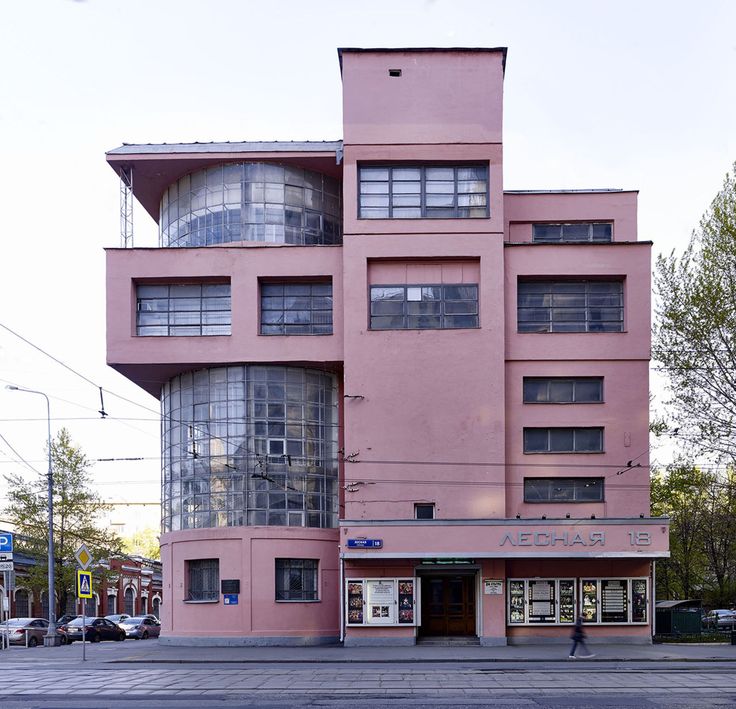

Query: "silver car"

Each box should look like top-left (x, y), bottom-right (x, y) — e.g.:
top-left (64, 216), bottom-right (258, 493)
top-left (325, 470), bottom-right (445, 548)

top-left (119, 616), bottom-right (161, 639)
top-left (1, 617), bottom-right (63, 647)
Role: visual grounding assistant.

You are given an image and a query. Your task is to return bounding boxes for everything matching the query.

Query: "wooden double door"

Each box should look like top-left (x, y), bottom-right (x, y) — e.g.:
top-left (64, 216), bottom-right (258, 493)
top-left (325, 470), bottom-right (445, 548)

top-left (419, 574), bottom-right (477, 636)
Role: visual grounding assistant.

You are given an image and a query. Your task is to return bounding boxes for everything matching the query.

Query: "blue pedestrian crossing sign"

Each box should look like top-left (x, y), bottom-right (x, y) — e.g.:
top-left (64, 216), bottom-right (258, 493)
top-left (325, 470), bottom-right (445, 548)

top-left (77, 570), bottom-right (93, 599)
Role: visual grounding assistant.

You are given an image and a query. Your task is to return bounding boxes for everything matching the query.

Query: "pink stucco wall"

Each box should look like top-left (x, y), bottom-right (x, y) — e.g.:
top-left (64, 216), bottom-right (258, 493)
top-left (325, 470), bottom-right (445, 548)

top-left (505, 191), bottom-right (639, 243)
top-left (341, 49), bottom-right (505, 146)
top-left (106, 245), bottom-right (344, 395)
top-left (159, 527), bottom-right (339, 639)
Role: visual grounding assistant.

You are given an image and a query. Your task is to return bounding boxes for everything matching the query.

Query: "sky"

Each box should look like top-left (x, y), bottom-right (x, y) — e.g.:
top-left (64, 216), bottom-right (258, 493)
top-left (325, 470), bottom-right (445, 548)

top-left (0, 0), bottom-right (735, 532)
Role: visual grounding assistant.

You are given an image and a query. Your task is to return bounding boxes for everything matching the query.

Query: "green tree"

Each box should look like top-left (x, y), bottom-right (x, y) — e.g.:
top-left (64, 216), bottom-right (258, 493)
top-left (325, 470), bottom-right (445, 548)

top-left (2, 428), bottom-right (123, 616)
top-left (651, 462), bottom-right (736, 605)
top-left (121, 527), bottom-right (160, 560)
top-left (651, 463), bottom-right (708, 599)
top-left (653, 162), bottom-right (736, 461)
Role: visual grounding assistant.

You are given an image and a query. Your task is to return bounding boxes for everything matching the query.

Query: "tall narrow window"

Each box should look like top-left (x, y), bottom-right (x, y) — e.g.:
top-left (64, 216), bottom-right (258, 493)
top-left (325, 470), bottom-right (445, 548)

top-left (370, 284), bottom-right (478, 330)
top-left (518, 280), bottom-right (623, 333)
top-left (137, 283), bottom-right (231, 336)
top-left (260, 282), bottom-right (333, 335)
top-left (187, 559), bottom-right (219, 601)
top-left (359, 165), bottom-right (488, 219)
top-left (275, 559), bottom-right (318, 601)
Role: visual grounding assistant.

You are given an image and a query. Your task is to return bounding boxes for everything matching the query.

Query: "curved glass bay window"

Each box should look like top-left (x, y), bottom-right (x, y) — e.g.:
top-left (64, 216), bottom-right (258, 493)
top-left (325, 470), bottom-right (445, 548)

top-left (161, 366), bottom-right (339, 532)
top-left (160, 163), bottom-right (342, 247)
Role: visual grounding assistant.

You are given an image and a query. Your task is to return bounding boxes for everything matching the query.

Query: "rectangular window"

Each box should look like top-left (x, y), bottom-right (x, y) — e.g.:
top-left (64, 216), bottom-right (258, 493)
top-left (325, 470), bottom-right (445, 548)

top-left (523, 377), bottom-right (603, 403)
top-left (414, 503), bottom-right (435, 519)
top-left (517, 280), bottom-right (623, 333)
top-left (186, 559), bottom-right (219, 602)
top-left (275, 558), bottom-right (318, 601)
top-left (532, 223), bottom-right (613, 243)
top-left (137, 283), bottom-right (231, 336)
top-left (260, 282), bottom-right (333, 335)
top-left (370, 284), bottom-right (478, 330)
top-left (523, 427), bottom-right (603, 453)
top-left (359, 165), bottom-right (488, 219)
top-left (524, 477), bottom-right (604, 502)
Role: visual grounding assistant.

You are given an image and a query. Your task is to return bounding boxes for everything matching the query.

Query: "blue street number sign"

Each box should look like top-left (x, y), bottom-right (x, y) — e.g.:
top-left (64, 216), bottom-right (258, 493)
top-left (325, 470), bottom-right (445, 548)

top-left (0, 533), bottom-right (12, 553)
top-left (77, 570), bottom-right (93, 599)
top-left (223, 594), bottom-right (239, 605)
top-left (347, 539), bottom-right (383, 549)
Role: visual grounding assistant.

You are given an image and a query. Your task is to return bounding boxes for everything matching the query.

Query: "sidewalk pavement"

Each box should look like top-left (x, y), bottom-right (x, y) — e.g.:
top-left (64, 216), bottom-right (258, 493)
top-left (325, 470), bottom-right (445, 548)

top-left (2, 638), bottom-right (735, 665)
top-left (99, 640), bottom-right (736, 664)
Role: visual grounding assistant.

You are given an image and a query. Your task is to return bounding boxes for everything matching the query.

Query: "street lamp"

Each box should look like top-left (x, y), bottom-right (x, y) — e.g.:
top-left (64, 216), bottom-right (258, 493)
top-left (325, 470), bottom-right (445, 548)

top-left (5, 385), bottom-right (61, 646)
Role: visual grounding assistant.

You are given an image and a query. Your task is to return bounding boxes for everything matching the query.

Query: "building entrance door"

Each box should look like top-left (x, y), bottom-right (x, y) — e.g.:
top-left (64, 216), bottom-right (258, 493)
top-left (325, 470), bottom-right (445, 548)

top-left (419, 575), bottom-right (476, 636)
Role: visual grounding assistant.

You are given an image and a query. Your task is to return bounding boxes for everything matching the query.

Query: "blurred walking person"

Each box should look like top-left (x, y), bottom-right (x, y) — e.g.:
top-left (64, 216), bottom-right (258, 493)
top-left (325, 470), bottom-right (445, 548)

top-left (569, 615), bottom-right (595, 659)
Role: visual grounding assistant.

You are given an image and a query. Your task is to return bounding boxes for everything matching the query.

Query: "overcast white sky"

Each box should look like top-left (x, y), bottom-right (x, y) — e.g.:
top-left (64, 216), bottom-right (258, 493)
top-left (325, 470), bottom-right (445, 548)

top-left (1, 0), bottom-right (734, 529)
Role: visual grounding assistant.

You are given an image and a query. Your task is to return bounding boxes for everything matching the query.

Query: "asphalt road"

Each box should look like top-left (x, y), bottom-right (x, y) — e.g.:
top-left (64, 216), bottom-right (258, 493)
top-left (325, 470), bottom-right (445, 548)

top-left (1, 640), bottom-right (735, 708)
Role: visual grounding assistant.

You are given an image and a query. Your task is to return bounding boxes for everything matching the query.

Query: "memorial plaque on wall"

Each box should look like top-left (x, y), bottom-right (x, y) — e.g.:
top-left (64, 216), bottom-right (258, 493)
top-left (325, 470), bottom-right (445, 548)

top-left (221, 579), bottom-right (240, 595)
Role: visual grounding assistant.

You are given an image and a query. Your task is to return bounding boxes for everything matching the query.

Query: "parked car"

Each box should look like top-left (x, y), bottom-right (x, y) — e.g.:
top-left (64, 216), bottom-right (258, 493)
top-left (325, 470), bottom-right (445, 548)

top-left (704, 609), bottom-right (736, 629)
top-left (57, 614), bottom-right (81, 626)
top-left (0, 617), bottom-right (68, 647)
top-left (104, 613), bottom-right (131, 625)
top-left (59, 616), bottom-right (125, 643)
top-left (119, 616), bottom-right (161, 639)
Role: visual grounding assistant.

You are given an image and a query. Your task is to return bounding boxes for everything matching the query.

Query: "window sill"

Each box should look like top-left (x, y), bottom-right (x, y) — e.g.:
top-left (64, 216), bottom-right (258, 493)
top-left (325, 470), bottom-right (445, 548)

top-left (275, 599), bottom-right (321, 603)
top-left (183, 599), bottom-right (219, 604)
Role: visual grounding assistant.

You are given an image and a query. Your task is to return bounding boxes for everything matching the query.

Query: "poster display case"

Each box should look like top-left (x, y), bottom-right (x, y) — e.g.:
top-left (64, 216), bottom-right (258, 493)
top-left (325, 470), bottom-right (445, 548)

top-left (507, 579), bottom-right (575, 625)
top-left (345, 578), bottom-right (419, 626)
top-left (508, 577), bottom-right (649, 626)
top-left (580, 578), bottom-right (648, 625)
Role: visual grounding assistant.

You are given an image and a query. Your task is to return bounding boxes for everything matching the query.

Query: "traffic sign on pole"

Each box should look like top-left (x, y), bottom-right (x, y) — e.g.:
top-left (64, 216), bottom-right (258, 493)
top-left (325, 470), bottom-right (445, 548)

top-left (77, 570), bottom-right (92, 599)
top-left (75, 544), bottom-right (93, 570)
top-left (0, 533), bottom-right (13, 554)
top-left (0, 562), bottom-right (13, 573)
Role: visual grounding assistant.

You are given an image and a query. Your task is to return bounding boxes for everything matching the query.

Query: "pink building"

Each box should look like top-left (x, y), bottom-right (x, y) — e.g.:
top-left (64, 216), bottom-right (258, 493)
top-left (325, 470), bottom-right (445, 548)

top-left (105, 47), bottom-right (668, 646)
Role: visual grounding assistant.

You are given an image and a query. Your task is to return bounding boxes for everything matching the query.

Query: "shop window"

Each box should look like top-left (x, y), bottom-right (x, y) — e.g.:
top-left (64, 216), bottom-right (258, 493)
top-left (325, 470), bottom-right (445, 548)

top-left (524, 477), bottom-right (604, 502)
top-left (414, 503), bottom-right (435, 520)
top-left (532, 223), bottom-right (612, 243)
top-left (260, 282), bottom-right (333, 335)
top-left (275, 559), bottom-right (318, 601)
top-left (517, 280), bottom-right (623, 333)
top-left (359, 165), bottom-right (488, 219)
top-left (346, 578), bottom-right (417, 626)
top-left (186, 559), bottom-right (219, 602)
top-left (523, 427), bottom-right (603, 453)
top-left (370, 284), bottom-right (478, 330)
top-left (523, 377), bottom-right (603, 403)
top-left (136, 283), bottom-right (231, 336)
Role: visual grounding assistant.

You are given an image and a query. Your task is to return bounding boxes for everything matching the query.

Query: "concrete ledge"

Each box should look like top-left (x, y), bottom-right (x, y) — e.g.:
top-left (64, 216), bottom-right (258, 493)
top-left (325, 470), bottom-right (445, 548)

top-left (508, 636), bottom-right (652, 646)
top-left (480, 636), bottom-right (508, 647)
top-left (344, 636), bottom-right (416, 647)
top-left (159, 635), bottom-right (340, 647)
